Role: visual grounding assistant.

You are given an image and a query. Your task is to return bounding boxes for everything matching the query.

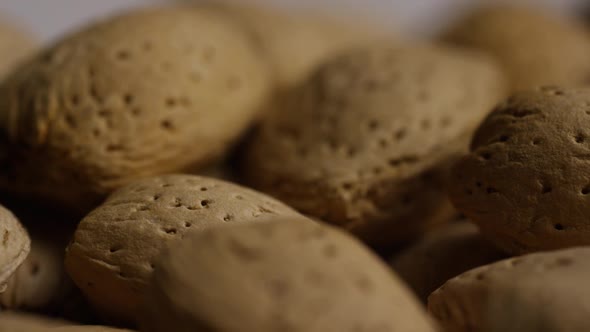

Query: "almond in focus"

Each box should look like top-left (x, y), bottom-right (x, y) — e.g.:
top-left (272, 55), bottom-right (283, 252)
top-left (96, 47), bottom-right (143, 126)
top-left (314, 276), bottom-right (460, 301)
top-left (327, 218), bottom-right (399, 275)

top-left (64, 174), bottom-right (309, 324)
top-left (241, 44), bottom-right (507, 249)
top-left (0, 6), bottom-right (272, 213)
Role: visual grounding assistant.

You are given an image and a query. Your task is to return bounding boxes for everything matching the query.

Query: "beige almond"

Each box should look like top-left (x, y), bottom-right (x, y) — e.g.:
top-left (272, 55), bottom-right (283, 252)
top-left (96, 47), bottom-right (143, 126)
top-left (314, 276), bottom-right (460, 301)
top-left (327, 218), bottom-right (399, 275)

top-left (441, 5), bottom-right (590, 91)
top-left (0, 15), bottom-right (37, 78)
top-left (65, 174), bottom-right (307, 324)
top-left (0, 204), bottom-right (30, 291)
top-left (450, 87), bottom-right (590, 254)
top-left (241, 44), bottom-right (506, 249)
top-left (141, 219), bottom-right (436, 332)
top-left (0, 6), bottom-right (272, 213)
top-left (0, 206), bottom-right (77, 313)
top-left (428, 247), bottom-right (590, 332)
top-left (391, 221), bottom-right (505, 302)
top-left (212, 3), bottom-right (390, 88)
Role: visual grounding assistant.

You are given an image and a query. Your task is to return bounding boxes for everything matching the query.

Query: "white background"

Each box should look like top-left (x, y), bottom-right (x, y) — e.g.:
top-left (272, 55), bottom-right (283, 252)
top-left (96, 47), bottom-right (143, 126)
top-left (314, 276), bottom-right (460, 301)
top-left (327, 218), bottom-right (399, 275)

top-left (0, 0), bottom-right (586, 43)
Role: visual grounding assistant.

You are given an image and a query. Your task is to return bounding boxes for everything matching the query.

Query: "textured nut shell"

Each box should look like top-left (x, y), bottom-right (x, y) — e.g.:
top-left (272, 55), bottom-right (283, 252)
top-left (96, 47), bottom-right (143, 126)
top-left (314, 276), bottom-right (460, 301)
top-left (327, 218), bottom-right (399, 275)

top-left (0, 16), bottom-right (36, 79)
top-left (65, 174), bottom-right (306, 324)
top-left (441, 5), bottom-right (590, 91)
top-left (0, 220), bottom-right (75, 311)
top-left (242, 44), bottom-right (506, 248)
top-left (1, 237), bottom-right (66, 309)
top-left (450, 87), bottom-right (590, 254)
top-left (0, 205), bottom-right (30, 290)
top-left (215, 3), bottom-right (389, 88)
top-left (428, 247), bottom-right (590, 332)
top-left (141, 220), bottom-right (436, 332)
top-left (0, 6), bottom-right (272, 213)
top-left (391, 221), bottom-right (505, 302)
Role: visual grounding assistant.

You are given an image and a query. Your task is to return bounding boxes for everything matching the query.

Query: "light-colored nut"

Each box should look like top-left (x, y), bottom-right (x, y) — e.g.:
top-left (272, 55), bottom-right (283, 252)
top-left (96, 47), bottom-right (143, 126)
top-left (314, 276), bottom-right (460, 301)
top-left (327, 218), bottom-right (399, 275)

top-left (441, 5), bottom-right (590, 91)
top-left (0, 206), bottom-right (76, 312)
top-left (0, 204), bottom-right (30, 291)
top-left (428, 247), bottom-right (590, 332)
top-left (65, 174), bottom-right (307, 324)
top-left (0, 6), bottom-right (272, 213)
top-left (450, 87), bottom-right (590, 254)
top-left (212, 3), bottom-right (391, 88)
top-left (391, 221), bottom-right (505, 302)
top-left (241, 44), bottom-right (506, 248)
top-left (141, 219), bottom-right (437, 332)
top-left (0, 15), bottom-right (36, 79)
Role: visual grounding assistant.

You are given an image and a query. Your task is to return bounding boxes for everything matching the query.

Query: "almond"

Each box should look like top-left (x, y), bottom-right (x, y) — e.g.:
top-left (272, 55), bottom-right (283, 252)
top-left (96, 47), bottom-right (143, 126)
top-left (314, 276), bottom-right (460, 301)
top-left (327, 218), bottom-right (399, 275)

top-left (0, 15), bottom-right (36, 78)
top-left (441, 5), bottom-right (590, 91)
top-left (429, 247), bottom-right (590, 332)
top-left (450, 87), bottom-right (590, 254)
top-left (392, 221), bottom-right (505, 302)
top-left (213, 3), bottom-right (390, 88)
top-left (0, 204), bottom-right (77, 313)
top-left (241, 44), bottom-right (506, 249)
top-left (0, 204), bottom-right (30, 291)
top-left (0, 6), bottom-right (272, 213)
top-left (141, 219), bottom-right (436, 332)
top-left (64, 174), bottom-right (307, 324)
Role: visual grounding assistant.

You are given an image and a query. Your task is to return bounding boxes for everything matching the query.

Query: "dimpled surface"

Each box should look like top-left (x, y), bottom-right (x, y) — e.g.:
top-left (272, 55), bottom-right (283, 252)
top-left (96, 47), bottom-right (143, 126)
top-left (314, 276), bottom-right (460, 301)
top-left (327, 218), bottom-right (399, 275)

top-left (141, 220), bottom-right (436, 332)
top-left (0, 219), bottom-right (75, 312)
top-left (0, 6), bottom-right (272, 213)
top-left (391, 221), bottom-right (505, 302)
top-left (441, 5), bottom-right (590, 91)
top-left (65, 174), bottom-right (306, 324)
top-left (450, 87), bottom-right (590, 254)
top-left (0, 204), bottom-right (30, 290)
top-left (1, 235), bottom-right (67, 310)
top-left (242, 44), bottom-right (506, 248)
top-left (428, 247), bottom-right (590, 332)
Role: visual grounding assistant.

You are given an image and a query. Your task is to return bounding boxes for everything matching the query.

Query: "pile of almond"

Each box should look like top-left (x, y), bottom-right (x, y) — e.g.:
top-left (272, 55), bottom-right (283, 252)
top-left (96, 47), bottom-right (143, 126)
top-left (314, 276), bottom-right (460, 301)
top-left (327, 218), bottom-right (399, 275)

top-left (0, 3), bottom-right (589, 332)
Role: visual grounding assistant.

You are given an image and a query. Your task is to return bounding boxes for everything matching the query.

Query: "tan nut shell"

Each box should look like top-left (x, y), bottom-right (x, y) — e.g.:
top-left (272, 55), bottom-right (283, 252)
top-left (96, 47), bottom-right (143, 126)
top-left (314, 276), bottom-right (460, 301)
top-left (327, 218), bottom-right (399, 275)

top-left (0, 6), bottom-right (272, 213)
top-left (428, 247), bottom-right (590, 332)
top-left (215, 3), bottom-right (389, 88)
top-left (0, 220), bottom-right (75, 311)
top-left (65, 174), bottom-right (306, 324)
top-left (0, 205), bottom-right (30, 291)
top-left (450, 87), bottom-right (590, 254)
top-left (391, 221), bottom-right (505, 302)
top-left (241, 44), bottom-right (506, 248)
top-left (141, 219), bottom-right (436, 332)
top-left (0, 16), bottom-right (36, 79)
top-left (441, 5), bottom-right (590, 91)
